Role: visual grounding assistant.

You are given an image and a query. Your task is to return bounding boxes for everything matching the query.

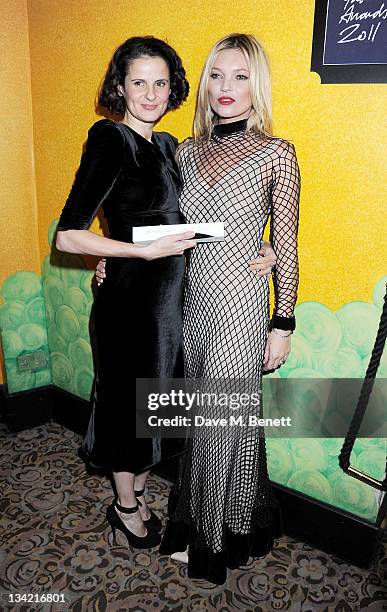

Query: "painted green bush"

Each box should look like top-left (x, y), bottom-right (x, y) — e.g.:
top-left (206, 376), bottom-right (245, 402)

top-left (265, 436), bottom-right (385, 521)
top-left (0, 272), bottom-right (51, 393)
top-left (264, 275), bottom-right (386, 521)
top-left (42, 219), bottom-right (94, 400)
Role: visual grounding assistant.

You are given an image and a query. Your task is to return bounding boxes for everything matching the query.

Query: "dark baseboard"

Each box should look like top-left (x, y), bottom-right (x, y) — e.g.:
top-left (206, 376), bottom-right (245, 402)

top-left (0, 384), bottom-right (91, 436)
top-left (50, 386), bottom-right (91, 436)
top-left (0, 384), bottom-right (52, 432)
top-left (271, 482), bottom-right (385, 570)
top-left (1, 383), bottom-right (385, 571)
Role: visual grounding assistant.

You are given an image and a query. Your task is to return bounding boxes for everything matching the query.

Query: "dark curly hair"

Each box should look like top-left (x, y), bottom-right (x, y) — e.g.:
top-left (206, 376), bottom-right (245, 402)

top-left (98, 36), bottom-right (189, 116)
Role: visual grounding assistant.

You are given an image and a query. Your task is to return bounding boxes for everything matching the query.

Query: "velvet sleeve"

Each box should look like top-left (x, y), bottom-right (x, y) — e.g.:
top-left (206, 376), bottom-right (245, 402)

top-left (170, 134), bottom-right (179, 148)
top-left (269, 140), bottom-right (301, 330)
top-left (57, 120), bottom-right (124, 231)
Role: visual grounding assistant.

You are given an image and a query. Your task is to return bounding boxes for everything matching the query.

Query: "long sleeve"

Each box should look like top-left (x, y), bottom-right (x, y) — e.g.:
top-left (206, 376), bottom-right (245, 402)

top-left (57, 120), bottom-right (124, 231)
top-left (270, 140), bottom-right (300, 325)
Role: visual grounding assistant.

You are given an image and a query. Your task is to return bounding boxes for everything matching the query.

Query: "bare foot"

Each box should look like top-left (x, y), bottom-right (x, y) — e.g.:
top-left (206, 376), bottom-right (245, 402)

top-left (135, 493), bottom-right (152, 522)
top-left (115, 507), bottom-right (147, 538)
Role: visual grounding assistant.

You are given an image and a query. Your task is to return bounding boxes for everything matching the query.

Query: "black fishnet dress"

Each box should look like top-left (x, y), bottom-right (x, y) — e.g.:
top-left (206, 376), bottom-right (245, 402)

top-left (159, 119), bottom-right (301, 584)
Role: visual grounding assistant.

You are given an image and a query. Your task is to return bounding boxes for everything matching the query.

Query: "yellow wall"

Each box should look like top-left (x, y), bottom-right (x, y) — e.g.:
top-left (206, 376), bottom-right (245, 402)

top-left (0, 0), bottom-right (40, 383)
top-left (1, 0), bottom-right (386, 317)
top-left (26, 0), bottom-right (386, 312)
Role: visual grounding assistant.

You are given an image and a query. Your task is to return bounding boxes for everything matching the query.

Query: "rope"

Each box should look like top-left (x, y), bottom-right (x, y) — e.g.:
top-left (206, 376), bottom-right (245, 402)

top-left (339, 287), bottom-right (387, 491)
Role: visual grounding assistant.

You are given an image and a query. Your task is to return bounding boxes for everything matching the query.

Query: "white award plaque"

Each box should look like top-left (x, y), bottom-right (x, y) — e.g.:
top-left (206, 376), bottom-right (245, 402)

top-left (133, 222), bottom-right (225, 244)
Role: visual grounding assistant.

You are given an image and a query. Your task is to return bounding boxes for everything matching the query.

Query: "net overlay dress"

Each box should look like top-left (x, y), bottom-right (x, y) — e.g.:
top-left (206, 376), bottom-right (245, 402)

top-left (159, 118), bottom-right (301, 584)
top-left (57, 119), bottom-right (185, 474)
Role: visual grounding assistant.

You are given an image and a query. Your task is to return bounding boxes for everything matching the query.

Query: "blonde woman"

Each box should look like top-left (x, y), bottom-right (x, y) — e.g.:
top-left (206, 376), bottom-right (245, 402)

top-left (158, 33), bottom-right (301, 584)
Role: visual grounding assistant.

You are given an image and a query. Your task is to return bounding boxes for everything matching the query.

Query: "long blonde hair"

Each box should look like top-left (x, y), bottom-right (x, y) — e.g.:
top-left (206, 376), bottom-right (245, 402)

top-left (193, 33), bottom-right (272, 142)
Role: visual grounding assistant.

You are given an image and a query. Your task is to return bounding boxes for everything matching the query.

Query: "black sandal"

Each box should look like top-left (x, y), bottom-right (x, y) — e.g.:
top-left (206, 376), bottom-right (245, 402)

top-left (106, 501), bottom-right (161, 549)
top-left (134, 488), bottom-right (163, 532)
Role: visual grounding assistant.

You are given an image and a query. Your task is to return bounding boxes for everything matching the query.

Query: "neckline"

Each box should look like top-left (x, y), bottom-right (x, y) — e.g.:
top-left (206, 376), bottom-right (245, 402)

top-left (118, 121), bottom-right (156, 145)
top-left (212, 118), bottom-right (248, 137)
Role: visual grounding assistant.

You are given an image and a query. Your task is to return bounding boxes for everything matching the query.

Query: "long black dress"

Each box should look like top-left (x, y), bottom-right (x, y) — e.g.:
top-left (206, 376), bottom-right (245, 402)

top-left (57, 119), bottom-right (185, 474)
top-left (160, 119), bottom-right (300, 583)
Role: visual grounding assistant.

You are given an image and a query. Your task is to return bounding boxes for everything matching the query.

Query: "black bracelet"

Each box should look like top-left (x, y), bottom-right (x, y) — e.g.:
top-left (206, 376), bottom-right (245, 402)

top-left (270, 315), bottom-right (296, 332)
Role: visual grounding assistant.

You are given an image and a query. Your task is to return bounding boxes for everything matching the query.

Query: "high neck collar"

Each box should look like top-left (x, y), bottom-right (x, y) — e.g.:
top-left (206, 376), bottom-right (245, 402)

top-left (212, 118), bottom-right (248, 137)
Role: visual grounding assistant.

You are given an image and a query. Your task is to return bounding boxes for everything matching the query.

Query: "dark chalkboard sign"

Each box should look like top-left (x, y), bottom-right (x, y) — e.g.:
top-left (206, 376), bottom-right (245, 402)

top-left (311, 0), bottom-right (387, 83)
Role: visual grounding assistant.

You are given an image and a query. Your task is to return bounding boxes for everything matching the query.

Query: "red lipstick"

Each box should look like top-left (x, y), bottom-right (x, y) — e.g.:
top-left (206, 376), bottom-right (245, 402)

top-left (218, 96), bottom-right (235, 105)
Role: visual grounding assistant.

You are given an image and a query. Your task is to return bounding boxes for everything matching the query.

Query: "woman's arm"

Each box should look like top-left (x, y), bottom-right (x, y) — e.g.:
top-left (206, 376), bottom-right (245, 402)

top-left (264, 141), bottom-right (301, 370)
top-left (57, 229), bottom-right (140, 257)
top-left (56, 121), bottom-right (195, 259)
top-left (57, 227), bottom-right (195, 259)
top-left (269, 141), bottom-right (300, 324)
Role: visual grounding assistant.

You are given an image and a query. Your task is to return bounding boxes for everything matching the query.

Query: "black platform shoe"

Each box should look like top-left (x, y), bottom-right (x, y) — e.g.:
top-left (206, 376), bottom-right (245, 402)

top-left (134, 488), bottom-right (163, 532)
top-left (106, 501), bottom-right (161, 549)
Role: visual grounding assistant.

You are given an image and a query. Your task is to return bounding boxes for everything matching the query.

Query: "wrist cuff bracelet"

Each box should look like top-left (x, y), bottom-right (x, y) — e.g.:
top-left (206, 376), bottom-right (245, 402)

top-left (270, 315), bottom-right (296, 332)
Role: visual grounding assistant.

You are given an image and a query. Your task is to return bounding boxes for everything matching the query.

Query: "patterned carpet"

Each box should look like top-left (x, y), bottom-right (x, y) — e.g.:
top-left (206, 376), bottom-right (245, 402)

top-left (0, 420), bottom-right (386, 612)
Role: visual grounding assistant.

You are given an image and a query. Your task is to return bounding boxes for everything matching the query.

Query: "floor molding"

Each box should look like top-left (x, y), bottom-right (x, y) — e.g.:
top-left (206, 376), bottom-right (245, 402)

top-left (0, 384), bottom-right (91, 435)
top-left (0, 384), bottom-right (52, 432)
top-left (272, 481), bottom-right (385, 569)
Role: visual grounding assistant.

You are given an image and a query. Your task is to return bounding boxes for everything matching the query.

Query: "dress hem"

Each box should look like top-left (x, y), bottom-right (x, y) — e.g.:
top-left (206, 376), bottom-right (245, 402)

top-left (159, 501), bottom-right (283, 585)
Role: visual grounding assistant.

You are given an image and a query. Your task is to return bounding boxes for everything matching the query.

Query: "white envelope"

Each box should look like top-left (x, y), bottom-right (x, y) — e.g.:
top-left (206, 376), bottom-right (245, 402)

top-left (133, 222), bottom-right (225, 244)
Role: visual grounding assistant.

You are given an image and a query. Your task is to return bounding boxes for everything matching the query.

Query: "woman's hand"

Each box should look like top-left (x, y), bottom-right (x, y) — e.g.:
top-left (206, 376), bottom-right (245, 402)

top-left (249, 241), bottom-right (276, 276)
top-left (95, 232), bottom-right (197, 285)
top-left (95, 232), bottom-right (196, 285)
top-left (263, 330), bottom-right (291, 371)
top-left (139, 232), bottom-right (197, 261)
top-left (96, 258), bottom-right (106, 286)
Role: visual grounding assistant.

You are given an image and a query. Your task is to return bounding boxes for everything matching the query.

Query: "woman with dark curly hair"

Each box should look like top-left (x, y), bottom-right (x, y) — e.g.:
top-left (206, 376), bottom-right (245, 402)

top-left (56, 36), bottom-right (197, 550)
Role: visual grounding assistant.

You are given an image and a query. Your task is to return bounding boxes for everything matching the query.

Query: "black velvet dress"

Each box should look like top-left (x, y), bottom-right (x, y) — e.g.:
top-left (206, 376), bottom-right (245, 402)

top-left (57, 119), bottom-right (185, 473)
